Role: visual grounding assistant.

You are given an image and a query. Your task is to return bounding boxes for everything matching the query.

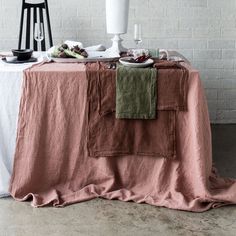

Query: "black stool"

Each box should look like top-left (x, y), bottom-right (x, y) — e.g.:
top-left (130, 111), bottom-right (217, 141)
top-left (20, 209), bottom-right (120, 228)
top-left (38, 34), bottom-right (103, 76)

top-left (18, 0), bottom-right (53, 51)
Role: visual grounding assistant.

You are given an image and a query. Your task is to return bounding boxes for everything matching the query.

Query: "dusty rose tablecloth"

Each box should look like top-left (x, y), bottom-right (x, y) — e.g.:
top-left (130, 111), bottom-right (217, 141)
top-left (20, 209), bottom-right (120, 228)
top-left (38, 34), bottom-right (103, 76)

top-left (9, 62), bottom-right (236, 212)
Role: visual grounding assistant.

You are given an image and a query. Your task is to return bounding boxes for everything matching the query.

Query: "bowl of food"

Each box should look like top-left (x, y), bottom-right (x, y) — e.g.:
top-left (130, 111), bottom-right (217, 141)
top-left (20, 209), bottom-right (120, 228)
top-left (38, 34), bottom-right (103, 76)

top-left (12, 49), bottom-right (33, 61)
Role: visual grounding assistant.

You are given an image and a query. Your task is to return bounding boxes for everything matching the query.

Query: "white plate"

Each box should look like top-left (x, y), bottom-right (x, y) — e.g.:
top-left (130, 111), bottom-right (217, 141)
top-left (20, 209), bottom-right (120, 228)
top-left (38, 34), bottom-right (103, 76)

top-left (51, 57), bottom-right (119, 63)
top-left (119, 57), bottom-right (154, 68)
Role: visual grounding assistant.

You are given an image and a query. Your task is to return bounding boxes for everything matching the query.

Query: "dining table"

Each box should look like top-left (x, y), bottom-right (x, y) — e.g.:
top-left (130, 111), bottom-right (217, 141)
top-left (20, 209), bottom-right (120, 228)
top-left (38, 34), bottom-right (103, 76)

top-left (1, 52), bottom-right (236, 212)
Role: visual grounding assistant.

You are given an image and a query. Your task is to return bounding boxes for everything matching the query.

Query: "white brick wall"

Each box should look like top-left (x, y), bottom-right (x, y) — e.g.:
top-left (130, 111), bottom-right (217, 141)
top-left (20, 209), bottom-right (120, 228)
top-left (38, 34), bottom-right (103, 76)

top-left (0, 0), bottom-right (236, 123)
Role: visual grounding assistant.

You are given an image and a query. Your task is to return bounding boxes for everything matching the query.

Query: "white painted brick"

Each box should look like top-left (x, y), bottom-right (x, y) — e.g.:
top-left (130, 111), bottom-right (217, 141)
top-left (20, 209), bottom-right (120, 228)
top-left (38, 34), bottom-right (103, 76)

top-left (193, 8), bottom-right (221, 18)
top-left (229, 100), bottom-right (236, 110)
top-left (192, 60), bottom-right (206, 70)
top-left (220, 79), bottom-right (235, 89)
top-left (204, 60), bottom-right (234, 69)
top-left (216, 19), bottom-right (236, 28)
top-left (150, 19), bottom-right (178, 30)
top-left (50, 18), bottom-right (62, 29)
top-left (91, 17), bottom-right (106, 30)
top-left (63, 17), bottom-right (91, 30)
top-left (208, 0), bottom-right (235, 8)
top-left (167, 7), bottom-right (220, 19)
top-left (204, 60), bottom-right (224, 69)
top-left (218, 90), bottom-right (236, 100)
top-left (2, 0), bottom-right (21, 8)
top-left (217, 100), bottom-right (231, 110)
top-left (149, 0), bottom-right (179, 8)
top-left (208, 100), bottom-right (218, 112)
top-left (0, 39), bottom-right (18, 51)
top-left (217, 110), bottom-right (236, 123)
top-left (222, 29), bottom-right (236, 39)
top-left (177, 49), bottom-right (193, 60)
top-left (167, 8), bottom-right (193, 18)
top-left (221, 61), bottom-right (235, 69)
top-left (49, 8), bottom-right (63, 18)
top-left (203, 80), bottom-right (222, 89)
top-left (62, 7), bottom-right (77, 18)
top-left (178, 39), bottom-right (207, 49)
top-left (221, 8), bottom-right (236, 20)
top-left (193, 28), bottom-right (221, 38)
top-left (219, 70), bottom-right (236, 80)
top-left (146, 28), bottom-right (192, 39)
top-left (194, 50), bottom-right (222, 60)
top-left (200, 69), bottom-right (221, 80)
top-left (52, 29), bottom-right (77, 39)
top-left (205, 89), bottom-right (218, 100)
top-left (178, 0), bottom-right (207, 8)
top-left (222, 50), bottom-right (236, 59)
top-left (148, 39), bottom-right (178, 49)
top-left (209, 110), bottom-right (217, 122)
top-left (165, 29), bottom-right (192, 38)
top-left (179, 18), bottom-right (207, 28)
top-left (135, 6), bottom-right (166, 18)
top-left (208, 40), bottom-right (235, 49)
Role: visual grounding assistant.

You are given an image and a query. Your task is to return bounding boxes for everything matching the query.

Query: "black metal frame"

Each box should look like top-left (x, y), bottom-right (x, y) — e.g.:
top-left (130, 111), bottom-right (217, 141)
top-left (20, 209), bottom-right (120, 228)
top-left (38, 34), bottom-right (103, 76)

top-left (18, 0), bottom-right (53, 50)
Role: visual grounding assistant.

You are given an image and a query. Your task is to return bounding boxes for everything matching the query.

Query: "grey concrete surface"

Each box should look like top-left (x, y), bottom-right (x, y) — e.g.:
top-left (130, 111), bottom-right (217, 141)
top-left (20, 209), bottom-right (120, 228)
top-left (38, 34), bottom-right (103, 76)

top-left (0, 125), bottom-right (236, 236)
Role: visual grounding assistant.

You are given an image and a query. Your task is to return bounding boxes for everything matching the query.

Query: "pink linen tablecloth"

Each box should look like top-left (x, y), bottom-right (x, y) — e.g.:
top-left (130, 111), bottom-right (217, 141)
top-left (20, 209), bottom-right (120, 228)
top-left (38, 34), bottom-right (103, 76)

top-left (9, 62), bottom-right (236, 212)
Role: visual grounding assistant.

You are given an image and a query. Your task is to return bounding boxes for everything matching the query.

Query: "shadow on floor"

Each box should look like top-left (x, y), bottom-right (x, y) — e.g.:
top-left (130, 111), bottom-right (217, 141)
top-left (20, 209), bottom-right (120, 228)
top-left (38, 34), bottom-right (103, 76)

top-left (211, 124), bottom-right (236, 178)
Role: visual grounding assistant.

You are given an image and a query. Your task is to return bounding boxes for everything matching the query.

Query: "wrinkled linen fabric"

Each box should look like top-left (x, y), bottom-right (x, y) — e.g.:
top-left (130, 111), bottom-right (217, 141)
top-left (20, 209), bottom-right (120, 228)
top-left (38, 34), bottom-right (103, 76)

top-left (0, 61), bottom-right (32, 197)
top-left (154, 60), bottom-right (189, 111)
top-left (87, 62), bottom-right (176, 158)
top-left (116, 65), bottom-right (157, 119)
top-left (9, 62), bottom-right (236, 212)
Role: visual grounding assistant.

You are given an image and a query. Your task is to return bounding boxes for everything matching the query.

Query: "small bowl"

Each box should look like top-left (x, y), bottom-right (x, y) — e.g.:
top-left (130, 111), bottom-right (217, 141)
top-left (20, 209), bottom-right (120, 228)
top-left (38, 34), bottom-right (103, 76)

top-left (12, 49), bottom-right (33, 61)
top-left (6, 56), bottom-right (17, 62)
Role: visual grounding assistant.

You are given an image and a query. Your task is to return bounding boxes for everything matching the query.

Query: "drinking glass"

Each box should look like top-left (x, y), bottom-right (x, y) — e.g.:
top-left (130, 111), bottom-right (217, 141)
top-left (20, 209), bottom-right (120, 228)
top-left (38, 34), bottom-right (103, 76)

top-left (134, 23), bottom-right (142, 47)
top-left (34, 22), bottom-right (44, 55)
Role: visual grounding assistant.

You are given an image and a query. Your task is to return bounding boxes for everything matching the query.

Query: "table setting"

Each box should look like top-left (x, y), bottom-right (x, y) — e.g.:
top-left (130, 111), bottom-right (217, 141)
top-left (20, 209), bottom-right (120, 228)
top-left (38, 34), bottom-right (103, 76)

top-left (1, 41), bottom-right (236, 212)
top-left (0, 0), bottom-right (236, 213)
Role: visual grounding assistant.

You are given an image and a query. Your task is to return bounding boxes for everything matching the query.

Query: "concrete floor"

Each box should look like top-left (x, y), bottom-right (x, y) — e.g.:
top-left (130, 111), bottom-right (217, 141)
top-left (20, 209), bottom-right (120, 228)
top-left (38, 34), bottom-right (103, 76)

top-left (0, 125), bottom-right (236, 236)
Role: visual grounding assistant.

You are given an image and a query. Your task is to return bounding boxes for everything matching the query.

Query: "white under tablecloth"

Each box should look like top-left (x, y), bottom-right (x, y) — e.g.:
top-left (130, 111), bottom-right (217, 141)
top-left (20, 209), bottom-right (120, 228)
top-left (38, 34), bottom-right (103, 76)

top-left (0, 61), bottom-right (33, 197)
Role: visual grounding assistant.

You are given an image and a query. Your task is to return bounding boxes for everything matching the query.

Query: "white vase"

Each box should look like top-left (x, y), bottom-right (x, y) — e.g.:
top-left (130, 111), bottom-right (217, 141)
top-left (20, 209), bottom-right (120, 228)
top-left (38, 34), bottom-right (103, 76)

top-left (106, 0), bottom-right (130, 34)
top-left (105, 0), bottom-right (130, 56)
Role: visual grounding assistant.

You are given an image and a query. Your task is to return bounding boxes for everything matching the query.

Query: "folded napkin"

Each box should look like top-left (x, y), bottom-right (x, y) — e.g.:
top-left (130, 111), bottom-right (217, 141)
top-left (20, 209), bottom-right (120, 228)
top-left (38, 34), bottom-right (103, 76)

top-left (85, 44), bottom-right (106, 51)
top-left (86, 62), bottom-right (176, 158)
top-left (116, 65), bottom-right (157, 119)
top-left (154, 60), bottom-right (189, 111)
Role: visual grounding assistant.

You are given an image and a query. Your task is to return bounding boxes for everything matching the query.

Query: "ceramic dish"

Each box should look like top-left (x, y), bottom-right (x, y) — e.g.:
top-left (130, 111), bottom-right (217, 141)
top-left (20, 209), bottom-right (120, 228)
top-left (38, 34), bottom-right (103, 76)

top-left (119, 57), bottom-right (154, 68)
top-left (5, 56), bottom-right (18, 62)
top-left (2, 57), bottom-right (37, 64)
top-left (12, 49), bottom-right (33, 61)
top-left (51, 56), bottom-right (119, 63)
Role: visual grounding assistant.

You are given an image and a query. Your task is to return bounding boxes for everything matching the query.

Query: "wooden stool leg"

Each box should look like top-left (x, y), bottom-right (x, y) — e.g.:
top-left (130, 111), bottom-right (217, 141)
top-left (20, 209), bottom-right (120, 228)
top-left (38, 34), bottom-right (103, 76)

top-left (33, 7), bottom-right (38, 51)
top-left (39, 8), bottom-right (46, 51)
top-left (44, 0), bottom-right (53, 47)
top-left (18, 1), bottom-right (25, 49)
top-left (25, 7), bottom-right (31, 49)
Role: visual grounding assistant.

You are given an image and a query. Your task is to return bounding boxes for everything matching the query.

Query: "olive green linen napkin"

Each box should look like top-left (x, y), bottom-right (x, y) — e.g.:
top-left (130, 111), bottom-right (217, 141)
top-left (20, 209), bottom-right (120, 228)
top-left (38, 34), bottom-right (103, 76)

top-left (116, 65), bottom-right (157, 119)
